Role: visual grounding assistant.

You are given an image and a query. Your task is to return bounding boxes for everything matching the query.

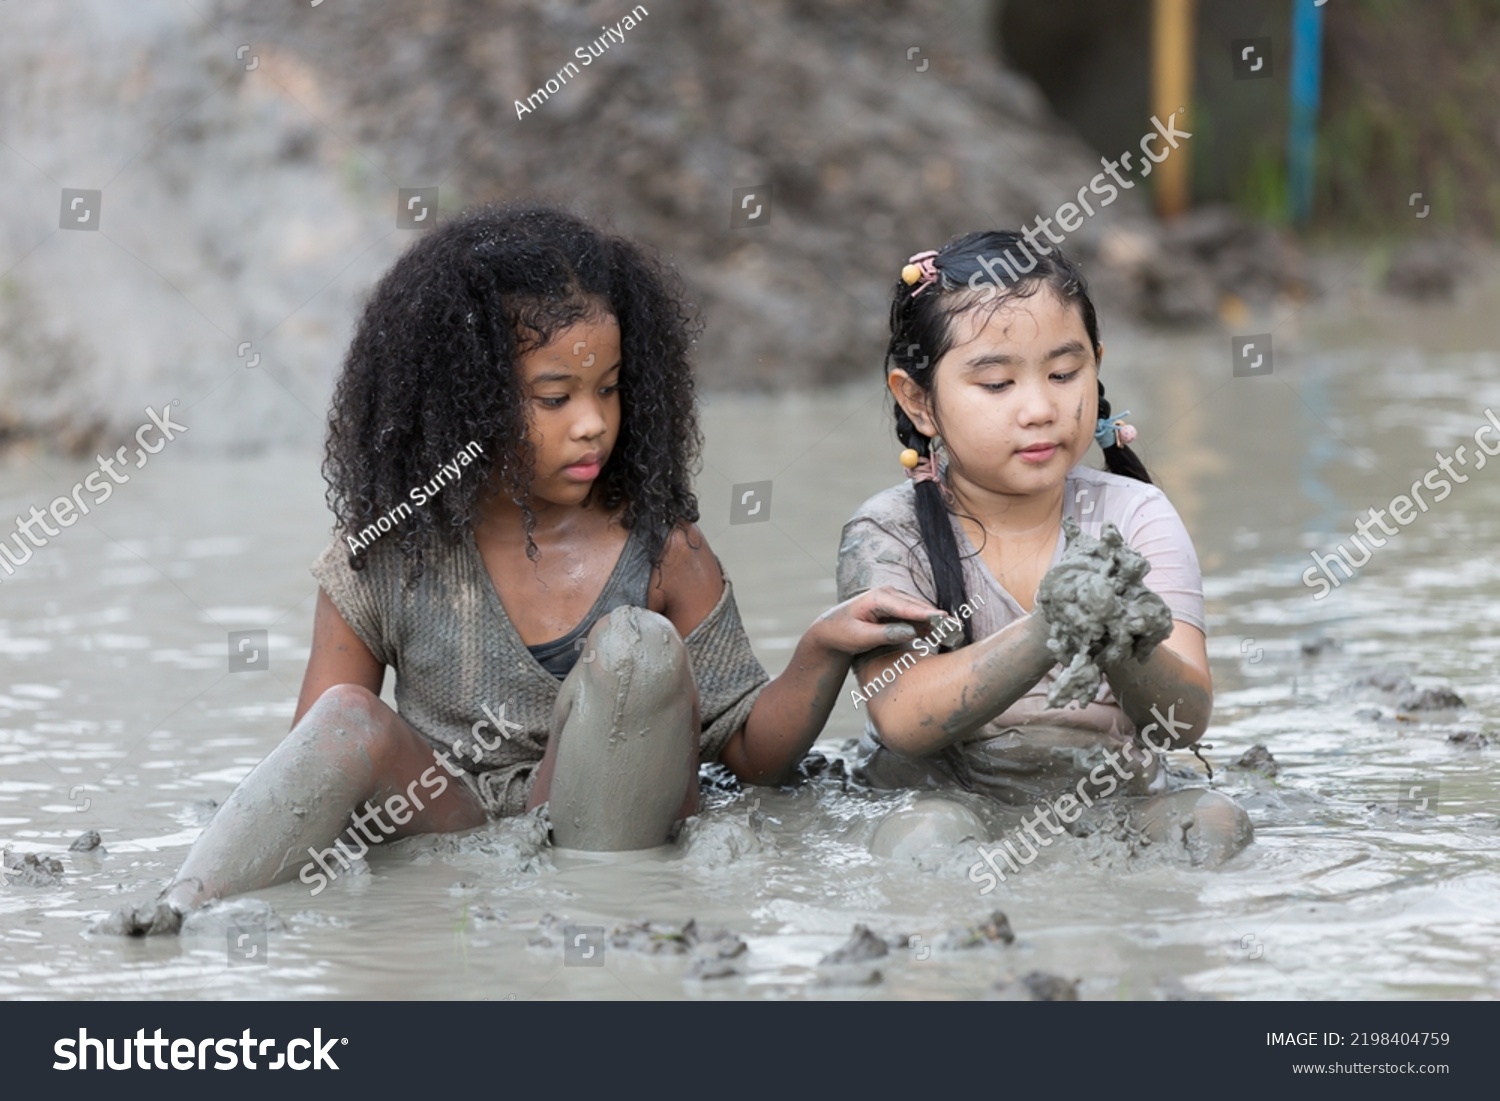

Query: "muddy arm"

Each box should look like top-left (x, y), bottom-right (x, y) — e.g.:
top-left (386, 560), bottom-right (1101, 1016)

top-left (723, 587), bottom-right (946, 784)
top-left (854, 611), bottom-right (1056, 757)
top-left (721, 629), bottom-right (856, 785)
top-left (1098, 621), bottom-right (1213, 750)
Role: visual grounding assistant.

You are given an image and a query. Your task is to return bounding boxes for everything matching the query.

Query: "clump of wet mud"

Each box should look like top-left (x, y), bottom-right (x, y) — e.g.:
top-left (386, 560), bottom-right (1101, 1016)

top-left (93, 899), bottom-right (184, 936)
top-left (1348, 664), bottom-right (1466, 714)
top-left (939, 910), bottom-right (1016, 950)
top-left (2, 849), bottom-right (65, 887)
top-left (677, 797), bottom-right (771, 871)
top-left (605, 918), bottom-right (748, 980)
top-left (528, 913), bottom-right (748, 980)
top-left (1038, 519), bottom-right (1174, 708)
top-left (820, 923), bottom-right (888, 965)
top-left (93, 895), bottom-right (286, 938)
top-left (991, 970), bottom-right (1079, 1001)
top-left (69, 830), bottom-right (104, 853)
top-left (792, 750), bottom-right (850, 789)
top-left (609, 918), bottom-right (738, 958)
top-left (686, 929), bottom-right (750, 981)
top-left (1068, 794), bottom-right (1249, 871)
top-left (394, 807), bottom-right (551, 874)
top-left (1230, 744), bottom-right (1279, 778)
top-left (1400, 686), bottom-right (1466, 712)
top-left (1448, 730), bottom-right (1496, 749)
top-left (179, 898), bottom-right (286, 938)
top-left (815, 923), bottom-right (890, 986)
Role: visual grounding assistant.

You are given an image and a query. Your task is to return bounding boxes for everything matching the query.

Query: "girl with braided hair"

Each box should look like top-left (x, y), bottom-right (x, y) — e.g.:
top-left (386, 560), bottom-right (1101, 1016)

top-left (837, 232), bottom-right (1251, 875)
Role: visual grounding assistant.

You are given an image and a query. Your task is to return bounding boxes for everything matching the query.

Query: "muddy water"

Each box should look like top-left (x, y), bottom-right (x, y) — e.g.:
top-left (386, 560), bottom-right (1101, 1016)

top-left (2, 292), bottom-right (1499, 999)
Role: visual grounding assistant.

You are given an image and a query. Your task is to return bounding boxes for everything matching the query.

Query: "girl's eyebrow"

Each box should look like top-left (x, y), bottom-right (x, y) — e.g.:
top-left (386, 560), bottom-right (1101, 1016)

top-left (529, 361), bottom-right (623, 386)
top-left (963, 340), bottom-right (1088, 371)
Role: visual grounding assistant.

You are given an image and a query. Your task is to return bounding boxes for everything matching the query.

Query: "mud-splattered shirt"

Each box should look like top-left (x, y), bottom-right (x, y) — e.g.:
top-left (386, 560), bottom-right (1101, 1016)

top-left (311, 527), bottom-right (769, 817)
top-left (835, 465), bottom-right (1206, 803)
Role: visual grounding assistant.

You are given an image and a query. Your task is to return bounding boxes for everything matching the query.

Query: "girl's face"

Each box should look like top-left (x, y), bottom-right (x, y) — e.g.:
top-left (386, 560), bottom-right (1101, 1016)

top-left (515, 313), bottom-right (622, 508)
top-left (893, 287), bottom-right (1099, 501)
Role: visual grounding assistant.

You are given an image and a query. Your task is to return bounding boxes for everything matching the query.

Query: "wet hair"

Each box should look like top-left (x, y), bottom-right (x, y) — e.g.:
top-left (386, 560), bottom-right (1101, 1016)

top-left (323, 202), bottom-right (703, 583)
top-left (886, 230), bottom-right (1152, 648)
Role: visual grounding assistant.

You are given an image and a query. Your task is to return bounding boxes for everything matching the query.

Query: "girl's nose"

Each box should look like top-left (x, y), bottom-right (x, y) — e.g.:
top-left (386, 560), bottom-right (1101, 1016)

top-left (571, 398), bottom-right (609, 441)
top-left (1016, 380), bottom-right (1057, 425)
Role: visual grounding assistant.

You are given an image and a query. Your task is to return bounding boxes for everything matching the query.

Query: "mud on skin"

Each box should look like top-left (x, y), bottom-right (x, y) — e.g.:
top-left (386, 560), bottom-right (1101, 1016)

top-left (1038, 518), bottom-right (1174, 709)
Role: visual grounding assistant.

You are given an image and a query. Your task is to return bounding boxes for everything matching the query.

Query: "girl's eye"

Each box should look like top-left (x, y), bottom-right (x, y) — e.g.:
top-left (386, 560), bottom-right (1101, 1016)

top-left (980, 368), bottom-right (1081, 392)
top-left (600, 384), bottom-right (620, 396)
top-left (537, 396), bottom-right (567, 409)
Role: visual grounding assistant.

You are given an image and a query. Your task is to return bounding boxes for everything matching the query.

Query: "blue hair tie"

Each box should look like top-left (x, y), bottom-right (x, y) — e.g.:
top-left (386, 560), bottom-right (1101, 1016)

top-left (1094, 409), bottom-right (1132, 449)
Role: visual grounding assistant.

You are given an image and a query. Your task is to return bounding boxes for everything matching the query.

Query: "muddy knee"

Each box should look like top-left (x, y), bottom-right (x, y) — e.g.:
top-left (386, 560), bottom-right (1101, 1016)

top-left (870, 796), bottom-right (989, 860)
top-left (289, 683), bottom-right (400, 778)
top-left (1186, 791), bottom-right (1254, 863)
top-left (583, 607), bottom-right (691, 689)
top-left (548, 608), bottom-right (698, 852)
top-left (1132, 789), bottom-right (1253, 867)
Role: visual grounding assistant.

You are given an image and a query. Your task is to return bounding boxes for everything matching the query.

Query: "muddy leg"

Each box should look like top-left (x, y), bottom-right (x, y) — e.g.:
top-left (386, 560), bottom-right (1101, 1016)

top-left (105, 684), bottom-right (486, 933)
top-left (528, 607), bottom-right (700, 852)
top-left (1126, 788), bottom-right (1253, 868)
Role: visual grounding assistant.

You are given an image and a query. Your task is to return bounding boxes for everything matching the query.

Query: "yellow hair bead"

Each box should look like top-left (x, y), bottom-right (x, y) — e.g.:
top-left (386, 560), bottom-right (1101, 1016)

top-left (901, 264), bottom-right (922, 286)
top-left (899, 448), bottom-right (921, 469)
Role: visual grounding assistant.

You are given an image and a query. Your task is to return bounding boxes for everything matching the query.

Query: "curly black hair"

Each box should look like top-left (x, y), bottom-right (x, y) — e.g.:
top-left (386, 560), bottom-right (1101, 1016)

top-left (323, 202), bottom-right (704, 582)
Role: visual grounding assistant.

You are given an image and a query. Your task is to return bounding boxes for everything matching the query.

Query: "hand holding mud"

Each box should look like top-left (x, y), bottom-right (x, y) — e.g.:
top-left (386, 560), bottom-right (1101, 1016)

top-left (1037, 518), bottom-right (1174, 709)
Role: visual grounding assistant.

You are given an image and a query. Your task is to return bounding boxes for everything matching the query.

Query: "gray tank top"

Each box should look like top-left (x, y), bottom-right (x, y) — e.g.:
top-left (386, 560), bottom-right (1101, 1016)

top-left (525, 527), bottom-right (654, 679)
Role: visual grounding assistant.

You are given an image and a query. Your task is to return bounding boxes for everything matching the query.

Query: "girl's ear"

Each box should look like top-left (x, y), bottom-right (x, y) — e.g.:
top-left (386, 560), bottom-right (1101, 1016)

top-left (887, 369), bottom-right (937, 438)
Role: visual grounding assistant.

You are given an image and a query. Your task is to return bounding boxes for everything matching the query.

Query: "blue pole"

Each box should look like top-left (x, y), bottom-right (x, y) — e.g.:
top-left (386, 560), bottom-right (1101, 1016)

top-left (1288, 0), bottom-right (1325, 225)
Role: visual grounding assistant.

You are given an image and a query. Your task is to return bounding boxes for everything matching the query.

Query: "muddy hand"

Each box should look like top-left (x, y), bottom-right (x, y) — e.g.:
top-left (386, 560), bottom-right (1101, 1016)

top-left (815, 586), bottom-right (947, 655)
top-left (1039, 519), bottom-right (1172, 708)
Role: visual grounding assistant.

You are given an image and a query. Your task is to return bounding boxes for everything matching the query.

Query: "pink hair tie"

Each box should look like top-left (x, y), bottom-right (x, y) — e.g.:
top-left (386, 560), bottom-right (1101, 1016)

top-left (900, 250), bottom-right (941, 297)
top-left (1116, 423), bottom-right (1138, 446)
top-left (909, 453), bottom-right (942, 485)
top-left (899, 446), bottom-right (944, 487)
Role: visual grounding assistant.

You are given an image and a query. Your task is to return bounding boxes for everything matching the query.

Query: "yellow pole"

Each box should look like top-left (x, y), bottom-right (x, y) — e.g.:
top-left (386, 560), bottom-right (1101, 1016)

top-left (1151, 0), bottom-right (1195, 218)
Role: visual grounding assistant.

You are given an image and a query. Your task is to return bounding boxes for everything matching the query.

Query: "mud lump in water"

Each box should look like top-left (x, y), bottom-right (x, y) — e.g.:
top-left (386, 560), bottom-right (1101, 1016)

top-left (1038, 519), bottom-right (1173, 709)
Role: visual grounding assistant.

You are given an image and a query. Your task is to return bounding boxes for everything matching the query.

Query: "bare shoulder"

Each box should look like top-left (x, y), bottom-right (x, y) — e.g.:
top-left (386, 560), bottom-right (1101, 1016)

top-left (650, 521), bottom-right (726, 638)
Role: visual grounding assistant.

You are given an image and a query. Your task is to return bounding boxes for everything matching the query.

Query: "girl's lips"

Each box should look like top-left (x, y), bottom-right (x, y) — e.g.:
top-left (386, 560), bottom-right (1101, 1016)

top-left (1017, 444), bottom-right (1058, 463)
top-left (563, 460), bottom-right (603, 481)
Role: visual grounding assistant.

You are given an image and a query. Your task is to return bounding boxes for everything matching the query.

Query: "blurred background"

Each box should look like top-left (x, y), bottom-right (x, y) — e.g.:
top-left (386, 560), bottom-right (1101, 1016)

top-left (1, 0), bottom-right (1498, 1000)
top-left (2, 0), bottom-right (1494, 450)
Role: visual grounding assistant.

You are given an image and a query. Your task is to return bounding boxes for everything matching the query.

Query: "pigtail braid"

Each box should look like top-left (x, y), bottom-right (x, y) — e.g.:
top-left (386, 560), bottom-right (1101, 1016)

top-left (1097, 378), bottom-right (1152, 485)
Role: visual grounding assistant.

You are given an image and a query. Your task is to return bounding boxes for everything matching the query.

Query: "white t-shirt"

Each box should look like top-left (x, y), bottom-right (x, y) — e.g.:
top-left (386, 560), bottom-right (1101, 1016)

top-left (835, 464), bottom-right (1206, 802)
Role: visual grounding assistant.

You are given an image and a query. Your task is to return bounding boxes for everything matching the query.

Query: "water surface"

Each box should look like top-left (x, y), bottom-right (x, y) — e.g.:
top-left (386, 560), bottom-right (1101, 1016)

top-left (2, 296), bottom-right (1498, 999)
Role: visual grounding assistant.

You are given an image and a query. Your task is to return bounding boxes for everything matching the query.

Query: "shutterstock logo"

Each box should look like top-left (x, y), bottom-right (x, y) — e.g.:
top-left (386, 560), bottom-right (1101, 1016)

top-left (53, 1028), bottom-right (345, 1070)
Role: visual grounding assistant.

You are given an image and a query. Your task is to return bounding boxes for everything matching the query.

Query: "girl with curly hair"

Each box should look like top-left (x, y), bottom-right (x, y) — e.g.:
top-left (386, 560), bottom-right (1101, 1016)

top-left (113, 204), bottom-right (939, 931)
